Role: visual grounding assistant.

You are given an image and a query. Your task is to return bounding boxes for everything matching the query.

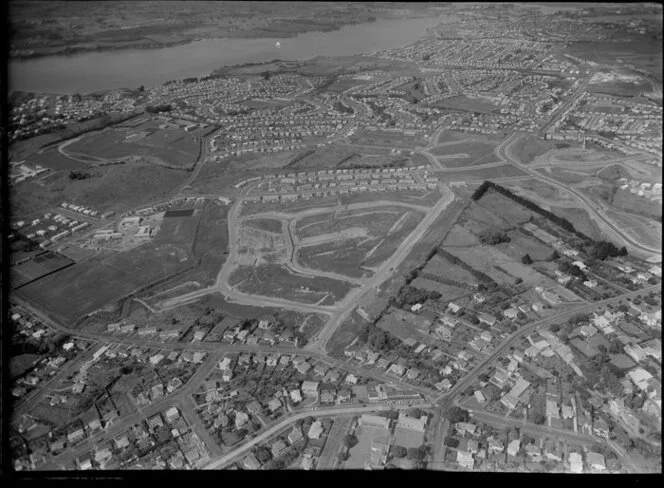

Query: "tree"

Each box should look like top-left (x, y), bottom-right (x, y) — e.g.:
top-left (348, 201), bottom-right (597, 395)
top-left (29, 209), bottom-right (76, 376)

top-left (533, 413), bottom-right (546, 425)
top-left (521, 254), bottom-right (533, 265)
top-left (548, 250), bottom-right (560, 261)
top-left (343, 434), bottom-right (359, 449)
top-left (407, 447), bottom-right (424, 460)
top-left (393, 445), bottom-right (407, 458)
top-left (445, 406), bottom-right (469, 423)
top-left (444, 437), bottom-right (460, 448)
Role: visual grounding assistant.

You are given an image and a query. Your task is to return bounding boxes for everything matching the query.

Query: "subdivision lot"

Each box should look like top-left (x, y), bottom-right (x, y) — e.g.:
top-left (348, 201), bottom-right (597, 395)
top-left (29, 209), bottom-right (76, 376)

top-left (376, 309), bottom-right (436, 346)
top-left (421, 254), bottom-right (478, 285)
top-left (474, 192), bottom-right (532, 226)
top-left (229, 263), bottom-right (354, 305)
top-left (244, 217), bottom-right (283, 234)
top-left (439, 223), bottom-right (480, 247)
top-left (18, 212), bottom-right (201, 323)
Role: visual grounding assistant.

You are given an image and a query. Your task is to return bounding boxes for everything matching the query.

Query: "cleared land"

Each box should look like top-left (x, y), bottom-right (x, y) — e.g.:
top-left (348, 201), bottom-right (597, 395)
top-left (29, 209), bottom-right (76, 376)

top-left (228, 263), bottom-right (354, 305)
top-left (508, 134), bottom-right (559, 164)
top-left (12, 251), bottom-right (75, 287)
top-left (65, 120), bottom-right (204, 167)
top-left (429, 141), bottom-right (499, 168)
top-left (349, 129), bottom-right (425, 147)
top-left (11, 162), bottom-right (185, 216)
top-left (434, 165), bottom-right (528, 181)
top-left (244, 217), bottom-right (283, 234)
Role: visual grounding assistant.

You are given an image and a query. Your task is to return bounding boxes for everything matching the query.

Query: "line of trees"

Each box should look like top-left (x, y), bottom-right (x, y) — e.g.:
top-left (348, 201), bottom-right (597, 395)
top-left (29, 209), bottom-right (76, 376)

top-left (436, 248), bottom-right (496, 285)
top-left (472, 181), bottom-right (627, 259)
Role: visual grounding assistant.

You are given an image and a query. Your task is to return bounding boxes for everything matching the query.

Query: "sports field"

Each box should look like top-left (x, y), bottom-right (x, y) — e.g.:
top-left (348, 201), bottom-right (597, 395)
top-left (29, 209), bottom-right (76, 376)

top-left (18, 212), bottom-right (201, 323)
top-left (12, 251), bottom-right (75, 287)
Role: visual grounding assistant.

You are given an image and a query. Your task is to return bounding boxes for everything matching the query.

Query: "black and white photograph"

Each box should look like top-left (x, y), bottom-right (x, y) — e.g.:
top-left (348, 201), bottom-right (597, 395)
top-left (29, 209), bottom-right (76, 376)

top-left (4, 1), bottom-right (662, 476)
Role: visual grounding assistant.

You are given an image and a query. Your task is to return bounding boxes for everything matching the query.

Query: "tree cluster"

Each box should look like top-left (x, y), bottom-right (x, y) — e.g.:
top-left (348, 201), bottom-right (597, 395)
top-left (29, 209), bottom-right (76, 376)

top-left (584, 240), bottom-right (627, 261)
top-left (391, 285), bottom-right (441, 308)
top-left (145, 104), bottom-right (172, 113)
top-left (478, 229), bottom-right (511, 246)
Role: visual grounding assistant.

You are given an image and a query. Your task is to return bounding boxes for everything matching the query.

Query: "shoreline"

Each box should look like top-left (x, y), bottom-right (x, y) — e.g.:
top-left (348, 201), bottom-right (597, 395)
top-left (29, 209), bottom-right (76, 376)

top-left (9, 13), bottom-right (435, 62)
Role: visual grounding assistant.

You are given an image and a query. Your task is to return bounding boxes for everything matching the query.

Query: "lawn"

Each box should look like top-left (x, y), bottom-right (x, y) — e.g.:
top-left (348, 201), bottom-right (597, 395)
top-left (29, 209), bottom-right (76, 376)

top-left (349, 129), bottom-right (425, 147)
top-left (410, 277), bottom-right (469, 301)
top-left (393, 426), bottom-right (424, 449)
top-left (441, 224), bottom-right (480, 247)
top-left (376, 310), bottom-right (436, 346)
top-left (345, 425), bottom-right (387, 469)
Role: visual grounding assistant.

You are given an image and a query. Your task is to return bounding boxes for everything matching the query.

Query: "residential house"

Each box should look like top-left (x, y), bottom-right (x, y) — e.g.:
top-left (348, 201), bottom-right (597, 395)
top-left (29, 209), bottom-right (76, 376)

top-left (568, 452), bottom-right (583, 473)
top-left (290, 389), bottom-right (303, 404)
top-left (301, 381), bottom-right (320, 396)
top-left (308, 420), bottom-right (324, 440)
top-left (243, 452), bottom-right (261, 470)
top-left (507, 439), bottom-right (520, 457)
top-left (288, 428), bottom-right (304, 445)
top-left (457, 450), bottom-right (474, 469)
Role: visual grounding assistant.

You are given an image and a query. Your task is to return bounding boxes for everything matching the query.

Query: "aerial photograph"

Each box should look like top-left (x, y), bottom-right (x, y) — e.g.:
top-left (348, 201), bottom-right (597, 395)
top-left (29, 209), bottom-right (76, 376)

top-left (5, 1), bottom-right (662, 475)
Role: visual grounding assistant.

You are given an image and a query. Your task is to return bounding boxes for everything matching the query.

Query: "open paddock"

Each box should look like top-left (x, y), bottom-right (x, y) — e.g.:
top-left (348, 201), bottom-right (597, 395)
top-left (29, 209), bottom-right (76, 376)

top-left (535, 167), bottom-right (592, 185)
top-left (422, 254), bottom-right (478, 285)
top-left (475, 191), bottom-right (532, 226)
top-left (603, 208), bottom-right (662, 250)
top-left (28, 147), bottom-right (89, 170)
top-left (548, 206), bottom-right (603, 241)
top-left (64, 122), bottom-right (201, 168)
top-left (349, 129), bottom-right (425, 148)
top-left (497, 231), bottom-right (553, 262)
top-left (429, 140), bottom-right (498, 167)
top-left (508, 134), bottom-right (558, 165)
top-left (433, 95), bottom-right (499, 114)
top-left (434, 164), bottom-right (528, 182)
top-left (446, 245), bottom-right (556, 287)
top-left (243, 217), bottom-right (283, 234)
top-left (411, 277), bottom-right (469, 301)
top-left (440, 223), bottom-right (480, 247)
top-left (376, 311), bottom-right (436, 346)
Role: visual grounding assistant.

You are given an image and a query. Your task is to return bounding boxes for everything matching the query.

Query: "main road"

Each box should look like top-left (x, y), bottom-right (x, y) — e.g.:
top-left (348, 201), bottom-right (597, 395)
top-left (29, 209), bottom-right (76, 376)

top-left (498, 132), bottom-right (662, 258)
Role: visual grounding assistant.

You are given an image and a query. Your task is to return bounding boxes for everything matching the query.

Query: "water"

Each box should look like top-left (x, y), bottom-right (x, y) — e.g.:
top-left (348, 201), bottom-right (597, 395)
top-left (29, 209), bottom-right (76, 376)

top-left (10, 15), bottom-right (444, 95)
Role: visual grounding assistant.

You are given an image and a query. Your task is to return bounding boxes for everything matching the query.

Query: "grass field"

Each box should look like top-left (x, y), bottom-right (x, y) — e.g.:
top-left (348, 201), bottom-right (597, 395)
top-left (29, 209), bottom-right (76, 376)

top-left (548, 206), bottom-right (604, 241)
top-left (474, 192), bottom-right (532, 226)
top-left (229, 263), bottom-right (354, 305)
top-left (603, 208), bottom-right (662, 250)
top-left (18, 212), bottom-right (201, 323)
top-left (12, 251), bottom-right (75, 286)
top-left (429, 141), bottom-right (498, 168)
top-left (433, 95), bottom-right (498, 114)
top-left (349, 129), bottom-right (425, 147)
top-left (377, 309), bottom-right (436, 345)
top-left (535, 167), bottom-right (591, 185)
top-left (65, 122), bottom-right (201, 167)
top-left (504, 179), bottom-right (576, 206)
top-left (496, 230), bottom-right (554, 262)
top-left (434, 164), bottom-right (528, 181)
top-left (422, 254), bottom-right (478, 285)
top-left (411, 277), bottom-right (470, 301)
top-left (440, 223), bottom-right (480, 247)
top-left (508, 135), bottom-right (557, 165)
top-left (446, 245), bottom-right (554, 287)
top-left (11, 162), bottom-right (186, 216)
top-left (28, 147), bottom-right (90, 170)
top-left (244, 218), bottom-right (283, 234)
